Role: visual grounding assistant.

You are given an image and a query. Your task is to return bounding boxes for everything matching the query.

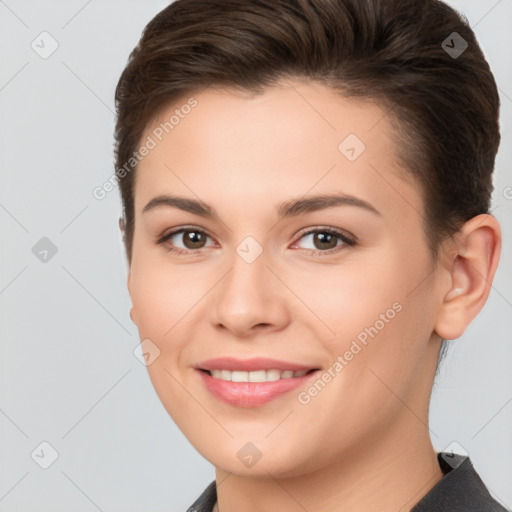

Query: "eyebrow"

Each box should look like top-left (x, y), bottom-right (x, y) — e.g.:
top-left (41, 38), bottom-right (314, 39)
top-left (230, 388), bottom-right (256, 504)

top-left (142, 193), bottom-right (381, 219)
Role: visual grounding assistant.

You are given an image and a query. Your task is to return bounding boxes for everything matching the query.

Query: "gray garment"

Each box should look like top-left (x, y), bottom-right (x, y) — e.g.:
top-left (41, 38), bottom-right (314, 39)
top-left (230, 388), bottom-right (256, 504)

top-left (411, 453), bottom-right (509, 511)
top-left (187, 453), bottom-right (510, 511)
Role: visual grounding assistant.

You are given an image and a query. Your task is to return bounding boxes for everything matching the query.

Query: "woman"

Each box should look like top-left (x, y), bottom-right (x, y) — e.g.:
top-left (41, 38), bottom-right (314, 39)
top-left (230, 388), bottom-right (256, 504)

top-left (114, 0), bottom-right (507, 510)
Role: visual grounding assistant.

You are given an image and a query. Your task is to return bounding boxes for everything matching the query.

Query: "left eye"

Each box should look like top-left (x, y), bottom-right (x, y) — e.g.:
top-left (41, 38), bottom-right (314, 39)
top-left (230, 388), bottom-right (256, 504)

top-left (158, 228), bottom-right (215, 253)
top-left (293, 228), bottom-right (356, 253)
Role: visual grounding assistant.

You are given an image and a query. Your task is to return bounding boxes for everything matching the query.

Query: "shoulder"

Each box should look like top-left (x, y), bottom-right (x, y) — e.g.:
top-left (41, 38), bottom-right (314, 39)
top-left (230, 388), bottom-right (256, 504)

top-left (411, 452), bottom-right (510, 512)
top-left (187, 480), bottom-right (217, 512)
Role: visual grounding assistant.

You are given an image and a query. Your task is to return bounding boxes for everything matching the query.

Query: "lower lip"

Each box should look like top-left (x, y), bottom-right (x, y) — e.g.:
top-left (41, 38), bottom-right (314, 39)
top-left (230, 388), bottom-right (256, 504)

top-left (196, 369), bottom-right (319, 408)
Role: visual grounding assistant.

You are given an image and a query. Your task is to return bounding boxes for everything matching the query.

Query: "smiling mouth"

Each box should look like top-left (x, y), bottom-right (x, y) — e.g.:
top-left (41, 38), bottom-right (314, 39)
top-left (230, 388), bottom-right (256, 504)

top-left (199, 368), bottom-right (318, 382)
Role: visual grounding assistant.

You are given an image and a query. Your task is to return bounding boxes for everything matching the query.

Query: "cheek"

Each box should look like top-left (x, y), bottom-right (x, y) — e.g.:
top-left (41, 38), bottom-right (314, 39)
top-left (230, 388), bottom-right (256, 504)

top-left (308, 244), bottom-right (434, 368)
top-left (131, 242), bottom-right (202, 312)
top-left (128, 263), bottom-right (200, 416)
top-left (290, 253), bottom-right (407, 340)
top-left (129, 258), bottom-right (196, 350)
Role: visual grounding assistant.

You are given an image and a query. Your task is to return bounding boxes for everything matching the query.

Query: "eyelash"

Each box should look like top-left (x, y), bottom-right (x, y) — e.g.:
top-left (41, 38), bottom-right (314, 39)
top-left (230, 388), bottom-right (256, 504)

top-left (156, 226), bottom-right (357, 256)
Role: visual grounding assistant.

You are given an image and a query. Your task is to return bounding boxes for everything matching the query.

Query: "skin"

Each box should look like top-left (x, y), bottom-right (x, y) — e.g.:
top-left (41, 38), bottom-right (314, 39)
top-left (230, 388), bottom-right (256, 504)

top-left (124, 79), bottom-right (501, 512)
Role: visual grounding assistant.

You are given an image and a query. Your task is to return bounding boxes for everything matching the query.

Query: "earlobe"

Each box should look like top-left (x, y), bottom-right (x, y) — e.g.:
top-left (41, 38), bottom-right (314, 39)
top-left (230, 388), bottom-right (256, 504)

top-left (126, 271), bottom-right (137, 325)
top-left (434, 214), bottom-right (501, 340)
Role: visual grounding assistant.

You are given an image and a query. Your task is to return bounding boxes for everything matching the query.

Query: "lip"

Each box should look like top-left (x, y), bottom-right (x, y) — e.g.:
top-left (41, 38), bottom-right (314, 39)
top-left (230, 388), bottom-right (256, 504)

top-left (195, 356), bottom-right (316, 372)
top-left (194, 357), bottom-right (321, 408)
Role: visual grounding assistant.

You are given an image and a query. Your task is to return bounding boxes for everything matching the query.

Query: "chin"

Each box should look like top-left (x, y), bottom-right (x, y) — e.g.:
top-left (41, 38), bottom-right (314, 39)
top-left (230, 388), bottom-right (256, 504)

top-left (195, 438), bottom-right (318, 479)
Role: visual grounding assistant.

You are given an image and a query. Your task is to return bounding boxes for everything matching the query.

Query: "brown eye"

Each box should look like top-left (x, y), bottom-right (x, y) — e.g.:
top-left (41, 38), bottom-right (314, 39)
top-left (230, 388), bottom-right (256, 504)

top-left (312, 232), bottom-right (338, 250)
top-left (180, 229), bottom-right (208, 249)
top-left (295, 228), bottom-right (356, 254)
top-left (157, 227), bottom-right (215, 254)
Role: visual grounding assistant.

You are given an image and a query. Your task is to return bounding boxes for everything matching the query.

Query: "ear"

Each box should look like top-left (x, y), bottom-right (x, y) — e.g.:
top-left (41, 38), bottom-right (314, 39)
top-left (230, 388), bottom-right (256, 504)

top-left (435, 214), bottom-right (501, 340)
top-left (120, 217), bottom-right (137, 324)
top-left (126, 270), bottom-right (138, 325)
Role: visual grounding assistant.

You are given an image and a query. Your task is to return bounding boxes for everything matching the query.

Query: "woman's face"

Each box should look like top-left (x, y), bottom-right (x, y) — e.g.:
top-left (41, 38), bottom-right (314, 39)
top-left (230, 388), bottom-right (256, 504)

top-left (127, 80), bottom-right (445, 477)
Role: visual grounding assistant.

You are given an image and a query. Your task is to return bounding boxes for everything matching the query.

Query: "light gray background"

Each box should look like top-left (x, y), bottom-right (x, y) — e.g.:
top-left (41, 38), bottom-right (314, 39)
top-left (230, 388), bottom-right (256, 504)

top-left (0, 1), bottom-right (511, 511)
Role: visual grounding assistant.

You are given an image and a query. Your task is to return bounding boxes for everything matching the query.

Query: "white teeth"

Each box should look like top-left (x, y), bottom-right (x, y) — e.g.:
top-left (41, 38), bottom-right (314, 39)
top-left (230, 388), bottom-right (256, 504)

top-left (248, 370), bottom-right (267, 382)
top-left (231, 371), bottom-right (248, 382)
top-left (266, 369), bottom-right (281, 381)
top-left (220, 370), bottom-right (231, 381)
top-left (208, 368), bottom-right (310, 382)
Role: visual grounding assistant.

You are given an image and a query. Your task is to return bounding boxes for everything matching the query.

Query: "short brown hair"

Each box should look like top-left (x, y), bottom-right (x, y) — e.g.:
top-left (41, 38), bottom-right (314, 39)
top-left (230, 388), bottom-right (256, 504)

top-left (114, 0), bottom-right (500, 264)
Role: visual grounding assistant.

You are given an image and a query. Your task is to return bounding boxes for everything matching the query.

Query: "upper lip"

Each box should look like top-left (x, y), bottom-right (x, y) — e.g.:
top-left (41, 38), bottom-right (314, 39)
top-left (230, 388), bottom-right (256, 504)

top-left (196, 357), bottom-right (318, 372)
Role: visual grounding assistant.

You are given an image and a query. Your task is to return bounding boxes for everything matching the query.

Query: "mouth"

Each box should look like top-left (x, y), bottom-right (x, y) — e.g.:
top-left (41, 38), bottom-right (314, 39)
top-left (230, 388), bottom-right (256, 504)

top-left (194, 357), bottom-right (322, 407)
top-left (198, 368), bottom-right (318, 382)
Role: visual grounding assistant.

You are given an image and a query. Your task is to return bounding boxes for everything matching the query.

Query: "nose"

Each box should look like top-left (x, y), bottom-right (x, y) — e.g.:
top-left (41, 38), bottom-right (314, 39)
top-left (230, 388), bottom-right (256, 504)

top-left (209, 247), bottom-right (290, 339)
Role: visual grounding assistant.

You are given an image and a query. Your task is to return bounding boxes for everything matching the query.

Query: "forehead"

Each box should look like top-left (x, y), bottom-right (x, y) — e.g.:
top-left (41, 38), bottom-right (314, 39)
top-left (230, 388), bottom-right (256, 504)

top-left (134, 79), bottom-right (422, 224)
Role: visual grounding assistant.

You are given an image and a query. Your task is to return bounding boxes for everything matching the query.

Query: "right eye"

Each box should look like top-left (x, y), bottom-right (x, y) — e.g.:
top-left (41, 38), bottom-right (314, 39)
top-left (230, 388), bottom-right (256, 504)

top-left (156, 227), bottom-right (216, 255)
